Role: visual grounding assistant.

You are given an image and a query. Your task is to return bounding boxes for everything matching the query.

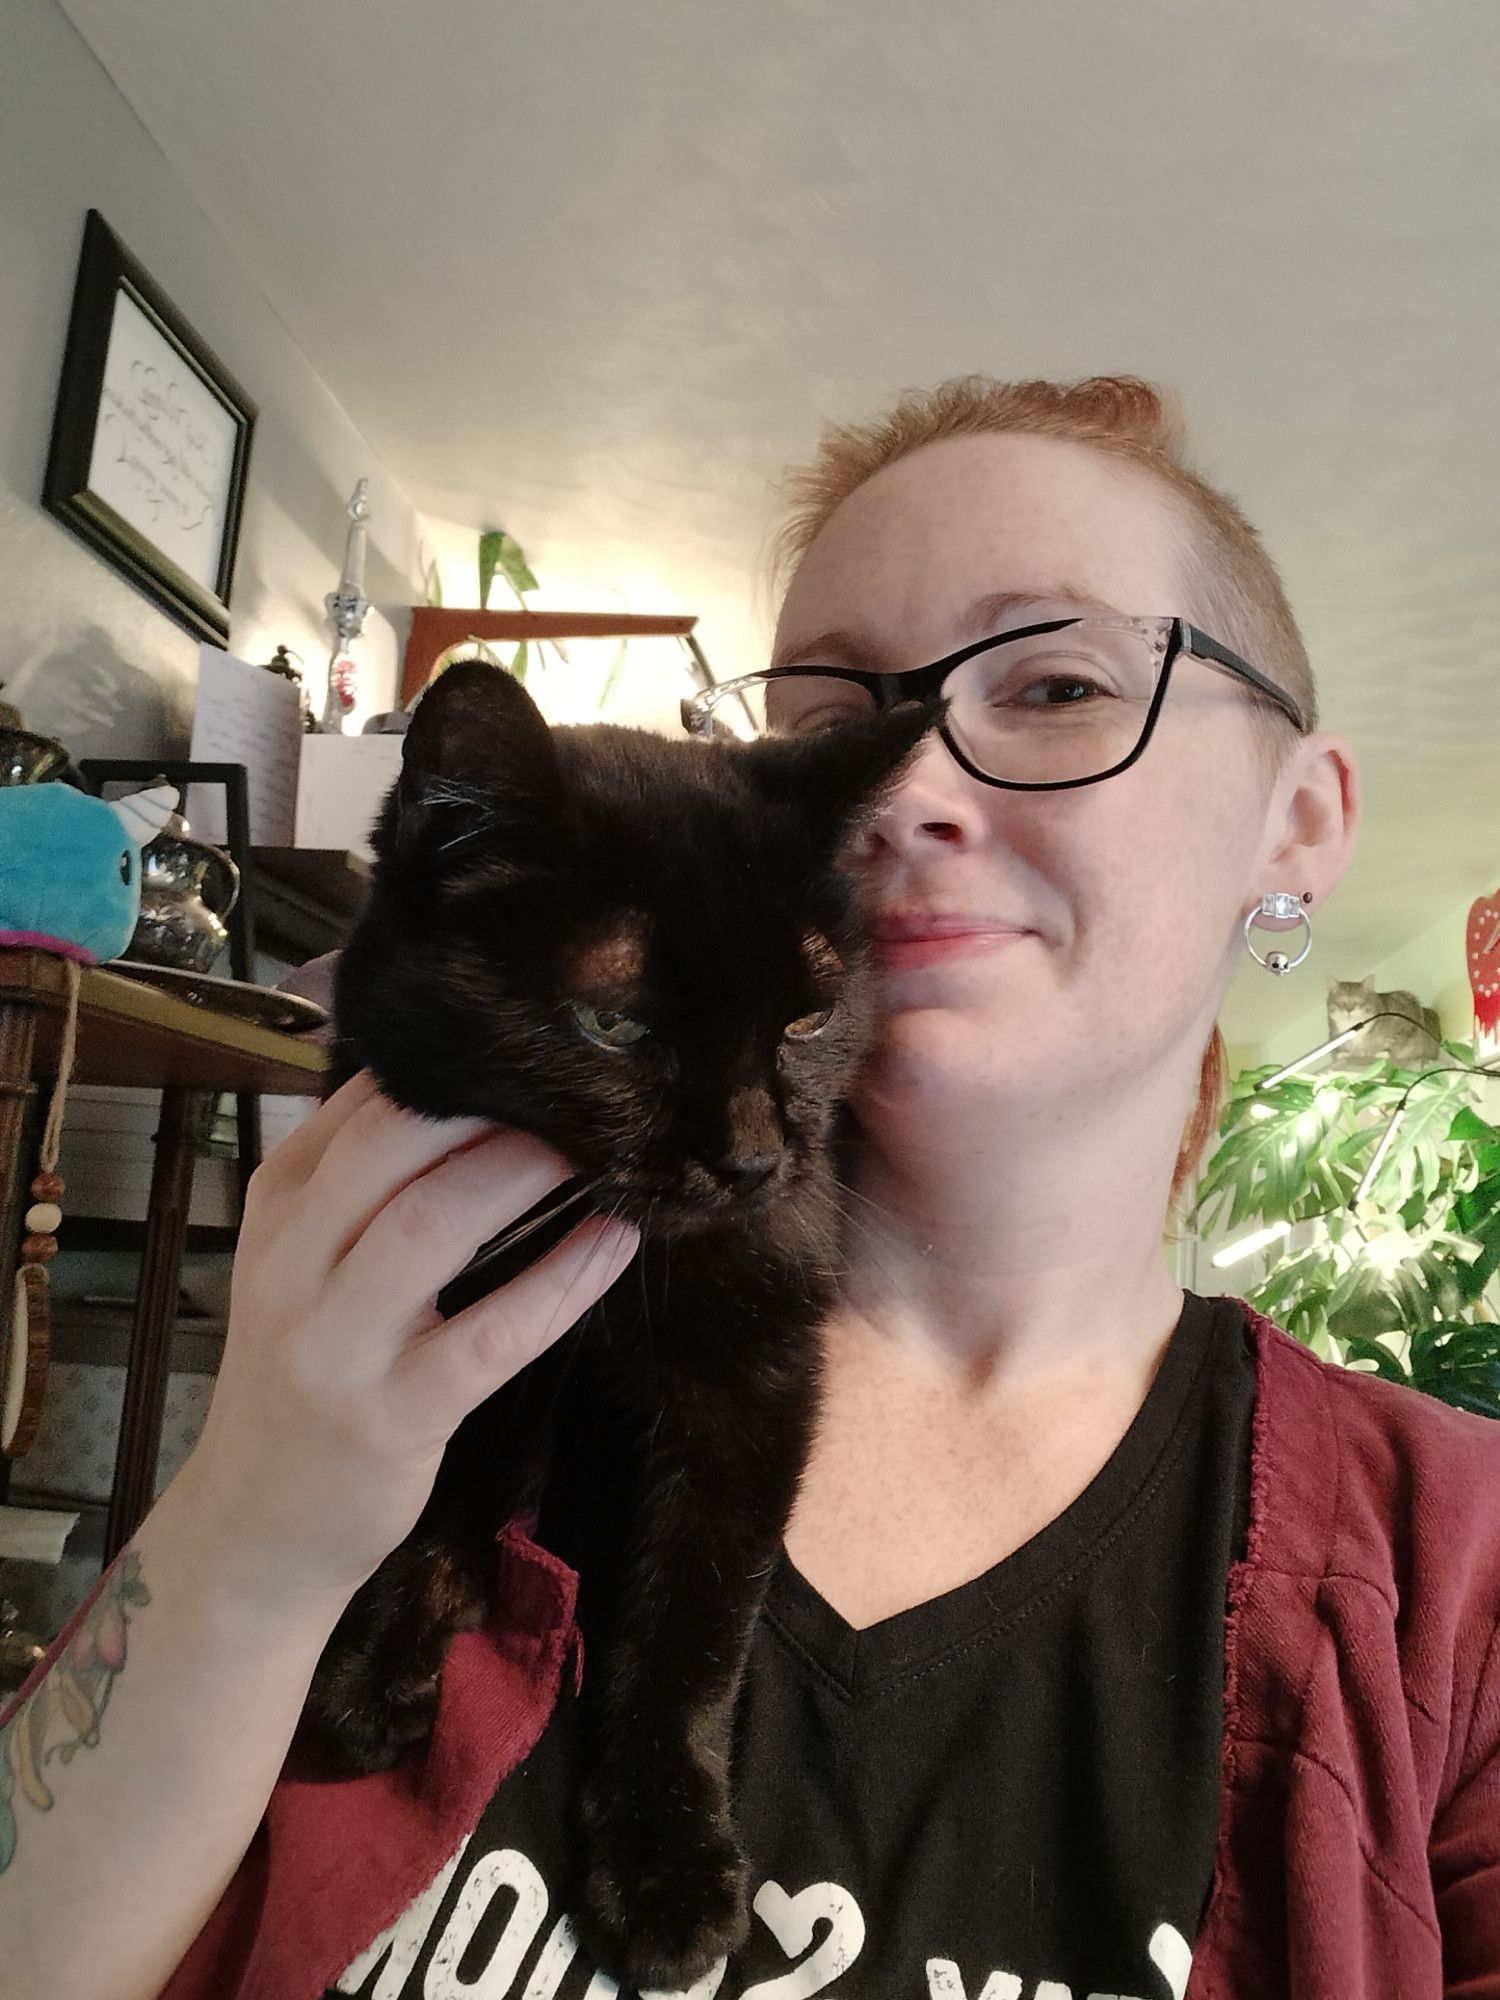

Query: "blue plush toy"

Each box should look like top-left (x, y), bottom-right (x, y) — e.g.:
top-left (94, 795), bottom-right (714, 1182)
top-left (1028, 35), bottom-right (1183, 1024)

top-left (0, 782), bottom-right (178, 964)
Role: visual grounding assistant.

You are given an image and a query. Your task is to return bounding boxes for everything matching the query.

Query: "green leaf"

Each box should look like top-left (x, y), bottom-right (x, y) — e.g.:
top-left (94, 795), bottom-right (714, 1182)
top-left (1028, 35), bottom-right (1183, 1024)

top-left (1327, 1285), bottom-right (1403, 1344)
top-left (598, 635), bottom-right (630, 711)
top-left (1410, 1320), bottom-right (1500, 1419)
top-left (1339, 1334), bottom-right (1411, 1384)
top-left (1450, 1106), bottom-right (1500, 1146)
top-left (495, 532), bottom-right (539, 597)
top-left (477, 530), bottom-right (502, 610)
top-left (509, 641), bottom-right (529, 684)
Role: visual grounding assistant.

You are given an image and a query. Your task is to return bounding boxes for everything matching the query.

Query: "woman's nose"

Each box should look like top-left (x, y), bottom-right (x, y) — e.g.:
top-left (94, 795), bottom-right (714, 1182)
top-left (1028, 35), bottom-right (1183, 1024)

top-left (848, 732), bottom-right (988, 861)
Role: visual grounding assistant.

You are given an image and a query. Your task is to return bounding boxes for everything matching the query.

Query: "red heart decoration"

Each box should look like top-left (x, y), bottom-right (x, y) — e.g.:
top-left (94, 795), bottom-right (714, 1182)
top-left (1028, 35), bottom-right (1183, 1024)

top-left (1467, 891), bottom-right (1500, 1035)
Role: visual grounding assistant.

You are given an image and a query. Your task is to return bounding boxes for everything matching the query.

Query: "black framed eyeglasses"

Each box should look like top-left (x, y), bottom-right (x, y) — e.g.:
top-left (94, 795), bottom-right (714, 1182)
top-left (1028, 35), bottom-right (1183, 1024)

top-left (680, 614), bottom-right (1307, 792)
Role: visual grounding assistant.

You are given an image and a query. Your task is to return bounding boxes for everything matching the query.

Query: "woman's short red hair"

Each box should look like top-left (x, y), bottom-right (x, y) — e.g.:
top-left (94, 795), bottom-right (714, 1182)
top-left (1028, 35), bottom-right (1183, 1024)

top-left (768, 374), bottom-right (1315, 1198)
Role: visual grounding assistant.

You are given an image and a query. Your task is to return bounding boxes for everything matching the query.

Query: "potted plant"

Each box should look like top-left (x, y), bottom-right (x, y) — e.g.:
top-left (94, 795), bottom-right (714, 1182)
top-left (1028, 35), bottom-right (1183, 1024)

top-left (1192, 1049), bottom-right (1500, 1417)
top-left (403, 530), bottom-right (698, 714)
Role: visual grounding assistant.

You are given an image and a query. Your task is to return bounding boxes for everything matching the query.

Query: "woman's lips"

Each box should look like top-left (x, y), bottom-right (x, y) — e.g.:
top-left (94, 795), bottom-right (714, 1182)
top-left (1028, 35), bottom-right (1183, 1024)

top-left (868, 912), bottom-right (1032, 968)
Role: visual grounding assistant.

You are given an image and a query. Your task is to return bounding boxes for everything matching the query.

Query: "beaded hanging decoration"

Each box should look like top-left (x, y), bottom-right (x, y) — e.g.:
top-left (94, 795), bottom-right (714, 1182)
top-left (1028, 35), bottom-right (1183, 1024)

top-left (3, 959), bottom-right (80, 1460)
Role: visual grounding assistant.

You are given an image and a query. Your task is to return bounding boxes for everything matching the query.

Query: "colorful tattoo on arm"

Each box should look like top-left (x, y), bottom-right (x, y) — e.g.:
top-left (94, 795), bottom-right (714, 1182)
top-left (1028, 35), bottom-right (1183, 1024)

top-left (0, 1551), bottom-right (150, 1872)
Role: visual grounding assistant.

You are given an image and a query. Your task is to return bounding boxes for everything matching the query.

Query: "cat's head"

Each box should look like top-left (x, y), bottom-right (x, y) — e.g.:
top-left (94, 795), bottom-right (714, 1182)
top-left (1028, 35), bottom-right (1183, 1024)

top-left (334, 661), bottom-right (936, 1231)
top-left (1326, 976), bottom-right (1377, 1029)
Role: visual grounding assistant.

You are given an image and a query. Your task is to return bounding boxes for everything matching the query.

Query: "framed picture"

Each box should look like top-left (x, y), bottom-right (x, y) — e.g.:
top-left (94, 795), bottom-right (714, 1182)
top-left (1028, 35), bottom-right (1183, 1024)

top-left (43, 210), bottom-right (257, 645)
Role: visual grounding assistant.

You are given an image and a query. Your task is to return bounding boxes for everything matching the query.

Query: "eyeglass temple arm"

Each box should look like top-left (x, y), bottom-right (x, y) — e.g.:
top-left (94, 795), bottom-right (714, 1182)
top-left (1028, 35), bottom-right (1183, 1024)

top-left (1180, 623), bottom-right (1306, 731)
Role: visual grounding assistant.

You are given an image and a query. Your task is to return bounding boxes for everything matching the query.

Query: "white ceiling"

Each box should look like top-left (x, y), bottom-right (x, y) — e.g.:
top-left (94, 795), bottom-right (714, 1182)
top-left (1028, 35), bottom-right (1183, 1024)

top-left (58, 0), bottom-right (1500, 1047)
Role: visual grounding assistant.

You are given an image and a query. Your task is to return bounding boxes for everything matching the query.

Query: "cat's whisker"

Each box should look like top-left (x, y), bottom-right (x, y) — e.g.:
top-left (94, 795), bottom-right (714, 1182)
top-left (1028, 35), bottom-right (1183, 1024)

top-left (833, 1176), bottom-right (899, 1229)
top-left (640, 1198), bottom-right (664, 1349)
top-left (659, 1197), bottom-right (673, 1319)
top-left (476, 1176), bottom-right (603, 1261)
top-left (541, 1192), bottom-right (623, 1344)
top-left (829, 1183), bottom-right (916, 1297)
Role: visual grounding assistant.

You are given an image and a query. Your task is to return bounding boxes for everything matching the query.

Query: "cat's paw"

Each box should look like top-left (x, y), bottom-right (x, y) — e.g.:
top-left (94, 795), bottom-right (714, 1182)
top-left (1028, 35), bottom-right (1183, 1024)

top-left (299, 1531), bottom-right (488, 1775)
top-left (574, 1765), bottom-right (750, 1990)
top-left (301, 1648), bottom-right (446, 1775)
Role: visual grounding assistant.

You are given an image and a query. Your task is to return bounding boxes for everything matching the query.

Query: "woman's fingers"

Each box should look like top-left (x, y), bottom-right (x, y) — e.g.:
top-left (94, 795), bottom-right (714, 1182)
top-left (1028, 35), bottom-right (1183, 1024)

top-left (393, 1213), bottom-right (640, 1440)
top-left (316, 1124), bottom-right (585, 1356)
top-left (257, 1065), bottom-right (383, 1184)
top-left (257, 1078), bottom-right (559, 1293)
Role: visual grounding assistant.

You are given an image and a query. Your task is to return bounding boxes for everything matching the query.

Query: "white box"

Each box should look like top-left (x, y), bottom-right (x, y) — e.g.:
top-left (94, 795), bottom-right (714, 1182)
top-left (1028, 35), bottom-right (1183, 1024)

top-left (292, 735), bottom-right (405, 861)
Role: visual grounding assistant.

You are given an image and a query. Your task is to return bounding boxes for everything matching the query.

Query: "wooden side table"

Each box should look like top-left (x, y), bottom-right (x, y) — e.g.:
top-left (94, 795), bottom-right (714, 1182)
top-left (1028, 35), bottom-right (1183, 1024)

top-left (0, 951), bottom-right (326, 1560)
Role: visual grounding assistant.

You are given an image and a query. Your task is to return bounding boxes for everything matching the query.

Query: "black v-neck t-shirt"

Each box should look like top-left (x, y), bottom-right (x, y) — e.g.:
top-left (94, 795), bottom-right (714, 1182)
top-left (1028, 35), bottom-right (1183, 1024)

top-left (329, 1291), bottom-right (1256, 2000)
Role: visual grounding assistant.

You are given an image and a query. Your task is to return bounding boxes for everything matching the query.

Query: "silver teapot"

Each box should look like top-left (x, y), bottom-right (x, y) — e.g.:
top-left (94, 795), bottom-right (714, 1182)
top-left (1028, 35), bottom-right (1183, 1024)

top-left (125, 806), bottom-right (241, 974)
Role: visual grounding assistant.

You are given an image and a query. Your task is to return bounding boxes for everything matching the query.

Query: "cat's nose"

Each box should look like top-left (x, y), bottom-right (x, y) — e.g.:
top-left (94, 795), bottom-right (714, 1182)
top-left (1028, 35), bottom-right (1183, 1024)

top-left (715, 1152), bottom-right (778, 1194)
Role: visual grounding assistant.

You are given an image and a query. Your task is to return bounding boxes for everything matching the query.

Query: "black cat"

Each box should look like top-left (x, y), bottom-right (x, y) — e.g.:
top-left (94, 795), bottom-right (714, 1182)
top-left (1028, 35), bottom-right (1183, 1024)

top-left (300, 659), bottom-right (932, 1988)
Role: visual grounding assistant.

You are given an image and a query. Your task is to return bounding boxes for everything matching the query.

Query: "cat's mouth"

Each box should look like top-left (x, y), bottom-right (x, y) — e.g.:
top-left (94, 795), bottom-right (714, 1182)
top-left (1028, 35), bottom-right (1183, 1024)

top-left (587, 1160), bottom-right (805, 1237)
top-left (438, 1162), bottom-right (793, 1318)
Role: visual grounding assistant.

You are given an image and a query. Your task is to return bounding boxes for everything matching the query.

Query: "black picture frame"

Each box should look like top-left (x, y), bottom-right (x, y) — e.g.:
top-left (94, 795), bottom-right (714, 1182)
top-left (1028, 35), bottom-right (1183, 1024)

top-left (43, 210), bottom-right (257, 645)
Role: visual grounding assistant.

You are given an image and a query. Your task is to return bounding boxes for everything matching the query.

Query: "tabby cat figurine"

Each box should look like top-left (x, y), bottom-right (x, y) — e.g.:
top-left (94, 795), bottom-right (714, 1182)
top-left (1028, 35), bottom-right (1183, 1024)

top-left (299, 659), bottom-right (934, 1988)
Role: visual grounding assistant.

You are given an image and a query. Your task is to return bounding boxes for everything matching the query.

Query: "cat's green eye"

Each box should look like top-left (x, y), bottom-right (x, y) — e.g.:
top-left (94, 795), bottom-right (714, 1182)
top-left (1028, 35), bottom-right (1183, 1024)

top-left (569, 1000), bottom-right (649, 1050)
top-left (784, 1007), bottom-right (834, 1042)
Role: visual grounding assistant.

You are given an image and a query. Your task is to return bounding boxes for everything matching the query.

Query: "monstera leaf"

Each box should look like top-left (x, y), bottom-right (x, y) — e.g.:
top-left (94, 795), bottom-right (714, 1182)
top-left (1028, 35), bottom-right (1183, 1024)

top-left (1198, 1048), bottom-right (1500, 1419)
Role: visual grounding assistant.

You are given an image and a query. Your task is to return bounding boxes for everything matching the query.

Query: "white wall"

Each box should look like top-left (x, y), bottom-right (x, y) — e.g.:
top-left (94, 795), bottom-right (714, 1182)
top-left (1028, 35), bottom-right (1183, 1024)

top-left (0, 0), bottom-right (429, 758)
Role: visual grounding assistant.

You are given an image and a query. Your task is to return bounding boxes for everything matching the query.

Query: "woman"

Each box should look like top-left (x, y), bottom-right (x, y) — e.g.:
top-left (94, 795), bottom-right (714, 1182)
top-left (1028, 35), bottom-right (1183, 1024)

top-left (5, 378), bottom-right (1497, 2000)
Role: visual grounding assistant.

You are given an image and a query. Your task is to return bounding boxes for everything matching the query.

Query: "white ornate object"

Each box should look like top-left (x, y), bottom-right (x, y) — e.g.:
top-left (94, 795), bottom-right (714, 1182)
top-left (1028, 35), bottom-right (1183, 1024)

top-left (320, 478), bottom-right (372, 732)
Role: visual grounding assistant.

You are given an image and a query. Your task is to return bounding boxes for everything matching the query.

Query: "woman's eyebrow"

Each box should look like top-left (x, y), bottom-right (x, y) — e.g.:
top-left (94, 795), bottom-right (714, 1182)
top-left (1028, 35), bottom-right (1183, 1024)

top-left (772, 584), bottom-right (1121, 670)
top-left (960, 586), bottom-right (1122, 637)
top-left (770, 627), bottom-right (879, 670)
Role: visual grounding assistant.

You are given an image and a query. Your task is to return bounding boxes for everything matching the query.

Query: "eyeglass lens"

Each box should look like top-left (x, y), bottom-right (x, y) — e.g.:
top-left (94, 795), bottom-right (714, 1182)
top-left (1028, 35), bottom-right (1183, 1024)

top-left (705, 623), bottom-right (1169, 786)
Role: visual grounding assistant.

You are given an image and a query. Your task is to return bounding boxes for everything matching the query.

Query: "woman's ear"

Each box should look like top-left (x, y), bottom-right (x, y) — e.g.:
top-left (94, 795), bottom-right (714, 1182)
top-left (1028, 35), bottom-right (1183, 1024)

top-left (1252, 730), bottom-right (1362, 915)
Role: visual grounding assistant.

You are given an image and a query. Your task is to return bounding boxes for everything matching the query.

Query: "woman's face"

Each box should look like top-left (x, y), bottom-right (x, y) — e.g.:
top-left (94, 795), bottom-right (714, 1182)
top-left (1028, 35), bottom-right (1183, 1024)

top-left (772, 431), bottom-right (1341, 1119)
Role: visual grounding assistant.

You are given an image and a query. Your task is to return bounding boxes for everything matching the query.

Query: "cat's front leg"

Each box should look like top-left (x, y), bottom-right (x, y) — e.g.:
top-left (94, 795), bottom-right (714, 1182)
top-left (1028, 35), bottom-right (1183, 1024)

top-left (571, 1338), bottom-right (820, 1990)
top-left (300, 1520), bottom-right (491, 1774)
top-left (299, 1336), bottom-right (568, 1773)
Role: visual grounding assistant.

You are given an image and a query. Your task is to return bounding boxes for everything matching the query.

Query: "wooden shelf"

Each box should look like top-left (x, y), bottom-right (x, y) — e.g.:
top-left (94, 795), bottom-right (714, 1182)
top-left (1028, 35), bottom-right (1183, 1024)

top-left (0, 948), bottom-right (326, 1557)
top-left (401, 606), bottom-right (699, 707)
top-left (0, 952), bottom-right (327, 1093)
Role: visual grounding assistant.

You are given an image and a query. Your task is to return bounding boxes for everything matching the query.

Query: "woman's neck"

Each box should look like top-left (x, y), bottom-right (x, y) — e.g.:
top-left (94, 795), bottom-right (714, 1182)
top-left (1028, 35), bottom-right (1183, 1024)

top-left (835, 1078), bottom-right (1189, 1395)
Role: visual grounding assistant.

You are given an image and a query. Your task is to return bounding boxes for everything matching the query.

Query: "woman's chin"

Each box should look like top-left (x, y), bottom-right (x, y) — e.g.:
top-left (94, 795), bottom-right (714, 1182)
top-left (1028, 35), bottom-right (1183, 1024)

top-left (857, 1013), bottom-right (1053, 1113)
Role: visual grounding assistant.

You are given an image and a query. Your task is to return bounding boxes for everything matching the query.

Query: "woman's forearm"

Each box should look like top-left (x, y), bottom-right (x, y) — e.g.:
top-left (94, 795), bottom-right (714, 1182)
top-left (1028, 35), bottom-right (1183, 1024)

top-left (0, 1459), bottom-right (352, 2000)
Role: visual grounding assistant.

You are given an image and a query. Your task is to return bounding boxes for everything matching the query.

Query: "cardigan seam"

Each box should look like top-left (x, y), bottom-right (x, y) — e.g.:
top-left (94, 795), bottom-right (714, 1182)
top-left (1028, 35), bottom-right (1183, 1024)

top-left (1442, 1610), bottom-right (1500, 1812)
top-left (1286, 1355), bottom-right (1344, 1779)
top-left (1233, 1732), bottom-right (1442, 1939)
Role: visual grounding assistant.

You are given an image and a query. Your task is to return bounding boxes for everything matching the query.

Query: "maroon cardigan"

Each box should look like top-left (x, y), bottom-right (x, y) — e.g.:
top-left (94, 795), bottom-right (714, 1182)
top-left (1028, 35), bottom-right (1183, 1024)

top-left (17, 1308), bottom-right (1500, 1997)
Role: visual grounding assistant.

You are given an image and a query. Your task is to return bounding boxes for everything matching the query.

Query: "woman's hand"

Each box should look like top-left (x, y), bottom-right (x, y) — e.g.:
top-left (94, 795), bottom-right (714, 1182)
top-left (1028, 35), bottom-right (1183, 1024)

top-left (177, 1068), bottom-right (637, 1610)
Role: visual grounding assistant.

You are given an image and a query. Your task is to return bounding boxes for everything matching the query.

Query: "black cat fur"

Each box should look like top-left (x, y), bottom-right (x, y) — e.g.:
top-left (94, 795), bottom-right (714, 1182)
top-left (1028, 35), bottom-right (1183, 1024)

top-left (299, 660), bottom-right (934, 1987)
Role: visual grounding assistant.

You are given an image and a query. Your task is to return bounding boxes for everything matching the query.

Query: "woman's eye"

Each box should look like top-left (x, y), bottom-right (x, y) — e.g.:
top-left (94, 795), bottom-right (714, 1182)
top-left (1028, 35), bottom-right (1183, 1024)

top-left (784, 1007), bottom-right (834, 1041)
top-left (1009, 674), bottom-right (1110, 708)
top-left (568, 1000), bottom-right (649, 1049)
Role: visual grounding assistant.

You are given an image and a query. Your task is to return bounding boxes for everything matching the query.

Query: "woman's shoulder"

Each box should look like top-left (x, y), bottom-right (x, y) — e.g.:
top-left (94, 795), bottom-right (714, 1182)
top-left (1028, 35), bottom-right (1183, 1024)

top-left (1246, 1302), bottom-right (1500, 1479)
top-left (1233, 1299), bottom-right (1500, 1616)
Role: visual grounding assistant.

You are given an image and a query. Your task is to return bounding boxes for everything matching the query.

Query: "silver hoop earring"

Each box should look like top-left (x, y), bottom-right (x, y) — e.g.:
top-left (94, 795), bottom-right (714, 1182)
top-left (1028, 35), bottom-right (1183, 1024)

top-left (1245, 891), bottom-right (1313, 976)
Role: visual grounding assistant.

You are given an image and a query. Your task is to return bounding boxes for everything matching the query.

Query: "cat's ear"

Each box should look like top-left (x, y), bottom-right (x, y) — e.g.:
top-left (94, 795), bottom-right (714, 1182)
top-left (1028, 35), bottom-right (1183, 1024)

top-left (737, 697), bottom-right (943, 846)
top-left (393, 659), bottom-right (560, 856)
